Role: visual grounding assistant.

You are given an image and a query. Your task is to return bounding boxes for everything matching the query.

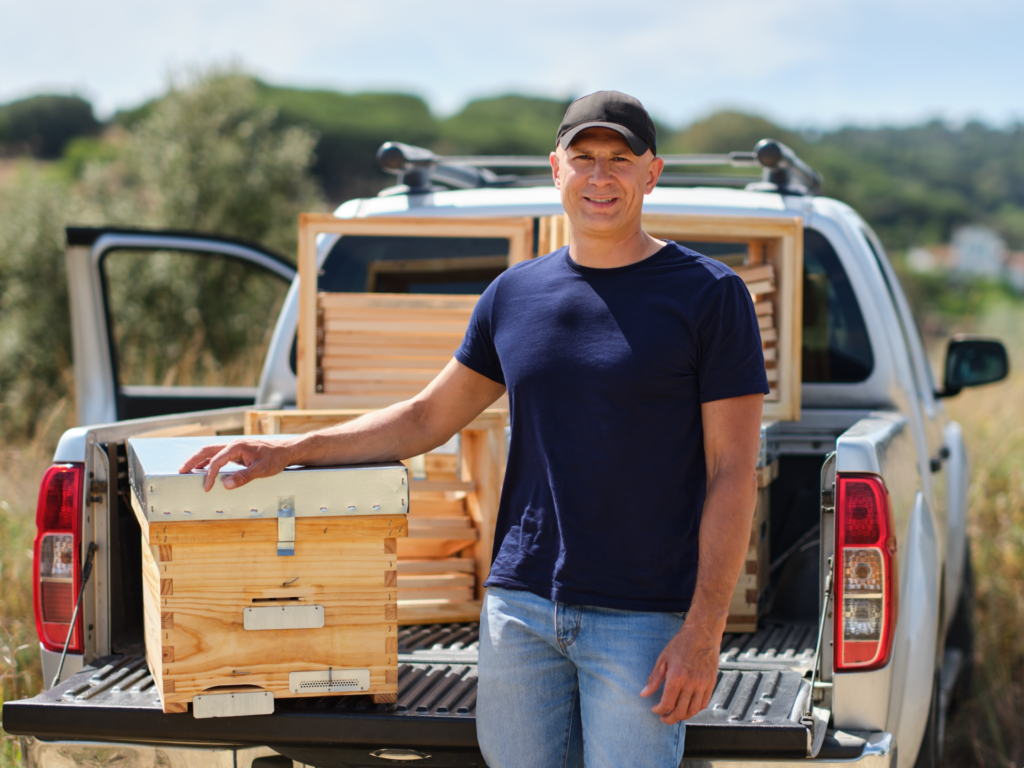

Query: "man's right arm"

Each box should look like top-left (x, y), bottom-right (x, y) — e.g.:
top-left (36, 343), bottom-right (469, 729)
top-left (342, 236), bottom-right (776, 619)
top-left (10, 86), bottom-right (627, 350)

top-left (178, 358), bottom-right (506, 491)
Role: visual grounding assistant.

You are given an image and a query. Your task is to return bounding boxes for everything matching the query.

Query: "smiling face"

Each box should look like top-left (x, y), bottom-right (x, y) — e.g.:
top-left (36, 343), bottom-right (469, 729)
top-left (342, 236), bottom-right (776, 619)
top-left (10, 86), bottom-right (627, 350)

top-left (551, 127), bottom-right (664, 241)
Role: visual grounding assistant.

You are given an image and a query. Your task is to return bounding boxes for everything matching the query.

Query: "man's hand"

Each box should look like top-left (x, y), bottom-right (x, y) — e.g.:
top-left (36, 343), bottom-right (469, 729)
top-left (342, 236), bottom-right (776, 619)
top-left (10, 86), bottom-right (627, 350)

top-left (179, 438), bottom-right (298, 492)
top-left (640, 393), bottom-right (763, 724)
top-left (640, 619), bottom-right (720, 724)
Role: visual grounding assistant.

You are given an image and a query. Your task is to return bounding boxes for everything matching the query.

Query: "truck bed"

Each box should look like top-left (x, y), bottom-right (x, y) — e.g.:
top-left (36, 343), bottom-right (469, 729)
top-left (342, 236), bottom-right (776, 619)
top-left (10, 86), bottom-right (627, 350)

top-left (5, 621), bottom-right (832, 763)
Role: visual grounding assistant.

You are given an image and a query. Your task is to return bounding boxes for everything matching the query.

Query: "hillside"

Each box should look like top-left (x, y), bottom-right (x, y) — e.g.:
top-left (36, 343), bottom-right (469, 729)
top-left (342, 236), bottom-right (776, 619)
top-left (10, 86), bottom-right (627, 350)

top-left (2, 77), bottom-right (1022, 251)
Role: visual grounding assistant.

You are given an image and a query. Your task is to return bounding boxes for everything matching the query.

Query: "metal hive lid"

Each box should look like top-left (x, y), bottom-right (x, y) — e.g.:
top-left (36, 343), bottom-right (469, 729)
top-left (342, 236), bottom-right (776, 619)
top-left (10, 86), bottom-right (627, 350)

top-left (127, 435), bottom-right (408, 522)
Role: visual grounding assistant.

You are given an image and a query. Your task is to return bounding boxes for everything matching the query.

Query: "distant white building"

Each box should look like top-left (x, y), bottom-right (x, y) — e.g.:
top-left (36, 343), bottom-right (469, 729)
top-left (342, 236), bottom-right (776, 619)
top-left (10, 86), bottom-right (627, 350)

top-left (951, 225), bottom-right (1006, 277)
top-left (906, 225), bottom-right (1024, 293)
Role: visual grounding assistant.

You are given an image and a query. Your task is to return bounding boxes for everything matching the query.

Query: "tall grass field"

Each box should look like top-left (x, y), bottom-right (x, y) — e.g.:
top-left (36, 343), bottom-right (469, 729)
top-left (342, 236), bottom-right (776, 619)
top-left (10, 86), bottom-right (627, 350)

top-left (1, 306), bottom-right (1021, 766)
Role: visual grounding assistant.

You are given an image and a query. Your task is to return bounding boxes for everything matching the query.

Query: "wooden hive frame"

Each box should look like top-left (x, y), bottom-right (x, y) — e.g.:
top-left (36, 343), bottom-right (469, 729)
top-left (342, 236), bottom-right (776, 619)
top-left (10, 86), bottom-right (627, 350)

top-left (246, 409), bottom-right (507, 626)
top-left (538, 213), bottom-right (804, 422)
top-left (297, 213), bottom-right (534, 411)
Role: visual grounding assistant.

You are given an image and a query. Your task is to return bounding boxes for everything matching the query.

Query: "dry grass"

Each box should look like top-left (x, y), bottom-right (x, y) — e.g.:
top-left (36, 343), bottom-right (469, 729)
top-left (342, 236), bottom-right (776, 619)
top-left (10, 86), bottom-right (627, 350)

top-left (938, 303), bottom-right (1024, 768)
top-left (0, 399), bottom-right (75, 766)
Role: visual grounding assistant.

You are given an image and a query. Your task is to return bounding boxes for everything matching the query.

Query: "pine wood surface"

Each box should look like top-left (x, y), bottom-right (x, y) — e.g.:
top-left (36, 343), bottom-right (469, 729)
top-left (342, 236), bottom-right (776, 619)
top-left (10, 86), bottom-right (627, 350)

top-left (245, 407), bottom-right (506, 626)
top-left (297, 214), bottom-right (533, 411)
top-left (133, 492), bottom-right (404, 711)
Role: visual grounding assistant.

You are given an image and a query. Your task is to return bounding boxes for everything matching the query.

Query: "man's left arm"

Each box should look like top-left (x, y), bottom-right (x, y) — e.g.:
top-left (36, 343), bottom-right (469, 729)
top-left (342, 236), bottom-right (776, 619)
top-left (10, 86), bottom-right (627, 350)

top-left (641, 392), bottom-right (764, 724)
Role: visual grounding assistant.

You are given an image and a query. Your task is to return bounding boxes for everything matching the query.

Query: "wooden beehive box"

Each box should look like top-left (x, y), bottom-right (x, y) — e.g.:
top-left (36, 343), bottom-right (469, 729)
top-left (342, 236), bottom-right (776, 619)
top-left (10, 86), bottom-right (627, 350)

top-left (127, 436), bottom-right (409, 716)
top-left (246, 410), bottom-right (506, 627)
top-left (290, 212), bottom-right (803, 632)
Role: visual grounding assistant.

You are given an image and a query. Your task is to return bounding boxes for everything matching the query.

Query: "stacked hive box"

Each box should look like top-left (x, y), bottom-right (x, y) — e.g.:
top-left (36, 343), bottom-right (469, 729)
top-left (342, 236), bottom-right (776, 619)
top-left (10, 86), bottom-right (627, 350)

top-left (128, 436), bottom-right (408, 716)
top-left (286, 212), bottom-right (804, 633)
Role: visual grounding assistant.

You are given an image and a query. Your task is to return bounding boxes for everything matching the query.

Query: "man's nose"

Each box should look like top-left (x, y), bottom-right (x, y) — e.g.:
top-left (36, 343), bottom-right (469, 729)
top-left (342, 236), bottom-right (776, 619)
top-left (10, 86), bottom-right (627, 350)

top-left (588, 159), bottom-right (615, 184)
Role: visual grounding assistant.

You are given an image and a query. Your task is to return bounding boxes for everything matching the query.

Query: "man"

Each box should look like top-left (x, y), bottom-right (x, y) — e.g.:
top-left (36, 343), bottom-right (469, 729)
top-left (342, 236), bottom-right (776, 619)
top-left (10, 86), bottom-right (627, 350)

top-left (181, 91), bottom-right (767, 767)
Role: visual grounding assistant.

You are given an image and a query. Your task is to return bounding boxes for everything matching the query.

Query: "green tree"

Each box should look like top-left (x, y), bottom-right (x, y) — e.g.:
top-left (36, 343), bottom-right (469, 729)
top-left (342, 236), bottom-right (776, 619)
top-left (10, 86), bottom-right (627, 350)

top-left (80, 69), bottom-right (323, 256)
top-left (0, 95), bottom-right (101, 159)
top-left (0, 170), bottom-right (78, 439)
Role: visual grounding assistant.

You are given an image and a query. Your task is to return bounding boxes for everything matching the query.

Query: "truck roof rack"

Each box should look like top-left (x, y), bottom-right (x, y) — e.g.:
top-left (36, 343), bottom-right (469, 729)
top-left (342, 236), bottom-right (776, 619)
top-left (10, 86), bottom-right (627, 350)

top-left (376, 139), bottom-right (822, 197)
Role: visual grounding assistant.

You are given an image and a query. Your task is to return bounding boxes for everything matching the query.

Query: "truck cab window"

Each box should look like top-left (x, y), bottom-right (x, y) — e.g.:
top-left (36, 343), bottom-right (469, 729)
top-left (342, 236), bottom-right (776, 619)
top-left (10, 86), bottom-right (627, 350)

top-left (102, 248), bottom-right (289, 388)
top-left (319, 235), bottom-right (512, 295)
top-left (801, 229), bottom-right (874, 383)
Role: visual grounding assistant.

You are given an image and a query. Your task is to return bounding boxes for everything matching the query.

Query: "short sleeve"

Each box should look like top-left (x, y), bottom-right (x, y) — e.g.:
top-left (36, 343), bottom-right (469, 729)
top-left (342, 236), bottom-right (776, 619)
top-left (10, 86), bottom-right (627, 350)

top-left (454, 279), bottom-right (506, 385)
top-left (696, 274), bottom-right (771, 403)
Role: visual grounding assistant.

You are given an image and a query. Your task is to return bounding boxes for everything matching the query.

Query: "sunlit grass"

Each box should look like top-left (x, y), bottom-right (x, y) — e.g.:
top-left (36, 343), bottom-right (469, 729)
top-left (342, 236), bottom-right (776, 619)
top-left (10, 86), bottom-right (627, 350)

top-left (0, 402), bottom-right (71, 766)
top-left (938, 302), bottom-right (1024, 767)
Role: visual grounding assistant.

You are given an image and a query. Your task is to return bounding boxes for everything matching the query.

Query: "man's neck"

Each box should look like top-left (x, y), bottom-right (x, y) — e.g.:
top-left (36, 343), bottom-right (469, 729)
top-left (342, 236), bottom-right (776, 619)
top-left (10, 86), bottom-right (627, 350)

top-left (567, 225), bottom-right (666, 269)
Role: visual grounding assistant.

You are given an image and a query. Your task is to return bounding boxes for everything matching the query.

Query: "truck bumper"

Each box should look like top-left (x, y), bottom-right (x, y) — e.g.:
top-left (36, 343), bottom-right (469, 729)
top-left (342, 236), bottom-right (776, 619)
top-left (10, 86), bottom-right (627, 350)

top-left (21, 732), bottom-right (893, 768)
top-left (19, 736), bottom-right (291, 768)
top-left (679, 732), bottom-right (895, 766)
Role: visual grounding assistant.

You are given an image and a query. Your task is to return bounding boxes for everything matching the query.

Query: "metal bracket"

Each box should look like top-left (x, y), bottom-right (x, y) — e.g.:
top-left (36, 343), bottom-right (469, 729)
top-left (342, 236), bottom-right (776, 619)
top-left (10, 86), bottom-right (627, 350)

top-left (192, 689), bottom-right (274, 719)
top-left (277, 496), bottom-right (295, 556)
top-left (289, 668), bottom-right (370, 694)
top-left (244, 605), bottom-right (324, 631)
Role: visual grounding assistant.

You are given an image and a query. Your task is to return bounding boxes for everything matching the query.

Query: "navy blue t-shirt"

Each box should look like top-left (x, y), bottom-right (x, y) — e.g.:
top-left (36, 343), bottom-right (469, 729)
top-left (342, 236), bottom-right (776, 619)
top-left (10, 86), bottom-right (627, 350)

top-left (455, 242), bottom-right (769, 612)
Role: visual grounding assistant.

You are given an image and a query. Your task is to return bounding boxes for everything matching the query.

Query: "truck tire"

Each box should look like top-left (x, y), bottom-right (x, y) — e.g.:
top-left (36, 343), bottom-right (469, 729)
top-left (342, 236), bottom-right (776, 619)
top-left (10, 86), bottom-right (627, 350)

top-left (945, 548), bottom-right (975, 708)
top-left (913, 669), bottom-right (941, 768)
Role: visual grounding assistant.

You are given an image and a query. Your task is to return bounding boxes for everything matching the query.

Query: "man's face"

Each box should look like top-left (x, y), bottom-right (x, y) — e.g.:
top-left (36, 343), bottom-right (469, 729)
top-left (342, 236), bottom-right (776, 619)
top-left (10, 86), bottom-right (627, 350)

top-left (550, 128), bottom-right (664, 238)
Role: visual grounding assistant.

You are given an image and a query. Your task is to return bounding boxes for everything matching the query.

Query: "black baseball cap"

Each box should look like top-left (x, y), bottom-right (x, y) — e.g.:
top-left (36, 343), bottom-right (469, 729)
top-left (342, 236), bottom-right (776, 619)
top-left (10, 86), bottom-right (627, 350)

top-left (556, 91), bottom-right (657, 156)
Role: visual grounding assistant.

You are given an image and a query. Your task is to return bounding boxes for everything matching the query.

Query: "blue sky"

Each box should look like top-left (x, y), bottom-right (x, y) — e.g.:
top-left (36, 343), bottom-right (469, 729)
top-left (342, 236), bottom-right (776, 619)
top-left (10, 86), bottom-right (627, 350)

top-left (1, 0), bottom-right (1020, 128)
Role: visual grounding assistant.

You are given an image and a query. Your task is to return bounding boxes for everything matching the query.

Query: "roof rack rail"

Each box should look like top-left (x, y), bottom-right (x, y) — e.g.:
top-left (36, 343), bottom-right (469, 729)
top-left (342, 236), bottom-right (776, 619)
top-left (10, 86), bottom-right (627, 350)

top-left (376, 138), bottom-right (821, 197)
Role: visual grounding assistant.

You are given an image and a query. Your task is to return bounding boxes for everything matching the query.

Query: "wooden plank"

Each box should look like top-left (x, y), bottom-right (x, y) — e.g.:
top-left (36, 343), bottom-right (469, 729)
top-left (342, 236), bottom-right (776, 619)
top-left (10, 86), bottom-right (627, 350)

top-left (397, 538), bottom-right (476, 559)
top-left (244, 409), bottom-right (506, 436)
top-left (733, 264), bottom-right (775, 284)
top-left (397, 600), bottom-right (483, 626)
top-left (318, 293), bottom-right (480, 311)
top-left (408, 496), bottom-right (467, 517)
top-left (398, 573), bottom-right (475, 589)
top-left (397, 558), bottom-right (475, 575)
top-left (134, 423), bottom-right (217, 439)
top-left (462, 423), bottom-right (507, 599)
top-left (398, 586), bottom-right (475, 601)
top-left (757, 459), bottom-right (779, 488)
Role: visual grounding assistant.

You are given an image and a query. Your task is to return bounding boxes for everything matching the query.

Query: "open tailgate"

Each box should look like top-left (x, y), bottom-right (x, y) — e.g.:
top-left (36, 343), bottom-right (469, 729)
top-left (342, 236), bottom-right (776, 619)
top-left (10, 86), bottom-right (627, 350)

top-left (3, 622), bottom-right (833, 762)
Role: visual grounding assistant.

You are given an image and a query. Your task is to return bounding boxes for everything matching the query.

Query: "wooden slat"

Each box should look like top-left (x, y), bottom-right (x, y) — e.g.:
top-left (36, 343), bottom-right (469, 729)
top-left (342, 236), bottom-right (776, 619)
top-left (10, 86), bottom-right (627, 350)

top-left (244, 409), bottom-right (506, 435)
top-left (397, 539), bottom-right (476, 559)
top-left (398, 586), bottom-right (475, 601)
top-left (398, 573), bottom-right (475, 589)
top-left (397, 600), bottom-right (482, 625)
top-left (408, 496), bottom-right (467, 517)
top-left (318, 292), bottom-right (480, 311)
top-left (397, 558), bottom-right (475, 575)
top-left (407, 518), bottom-right (478, 540)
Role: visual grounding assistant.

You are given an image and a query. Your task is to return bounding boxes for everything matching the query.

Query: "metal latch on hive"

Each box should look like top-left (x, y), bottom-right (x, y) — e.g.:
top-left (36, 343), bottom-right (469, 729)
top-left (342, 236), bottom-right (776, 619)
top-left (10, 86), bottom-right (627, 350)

top-left (278, 496), bottom-right (295, 556)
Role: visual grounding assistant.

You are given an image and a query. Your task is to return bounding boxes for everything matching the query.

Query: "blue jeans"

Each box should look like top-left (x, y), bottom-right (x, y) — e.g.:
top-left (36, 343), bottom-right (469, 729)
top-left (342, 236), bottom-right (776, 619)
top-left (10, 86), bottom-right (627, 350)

top-left (477, 586), bottom-right (687, 768)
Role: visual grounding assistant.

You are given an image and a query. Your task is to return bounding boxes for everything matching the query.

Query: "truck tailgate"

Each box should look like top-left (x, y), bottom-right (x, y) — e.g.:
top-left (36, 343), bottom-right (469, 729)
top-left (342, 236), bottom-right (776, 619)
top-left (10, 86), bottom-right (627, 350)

top-left (3, 622), bottom-right (820, 760)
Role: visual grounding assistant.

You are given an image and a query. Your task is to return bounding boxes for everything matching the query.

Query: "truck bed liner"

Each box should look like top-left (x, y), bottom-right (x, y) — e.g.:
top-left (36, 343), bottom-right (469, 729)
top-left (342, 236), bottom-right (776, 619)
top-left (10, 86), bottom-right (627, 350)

top-left (4, 622), bottom-right (818, 759)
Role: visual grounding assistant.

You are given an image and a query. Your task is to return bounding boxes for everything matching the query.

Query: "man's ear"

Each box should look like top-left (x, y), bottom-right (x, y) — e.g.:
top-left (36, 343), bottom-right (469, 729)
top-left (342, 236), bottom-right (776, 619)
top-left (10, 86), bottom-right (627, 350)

top-left (645, 155), bottom-right (664, 195)
top-left (550, 150), bottom-right (562, 190)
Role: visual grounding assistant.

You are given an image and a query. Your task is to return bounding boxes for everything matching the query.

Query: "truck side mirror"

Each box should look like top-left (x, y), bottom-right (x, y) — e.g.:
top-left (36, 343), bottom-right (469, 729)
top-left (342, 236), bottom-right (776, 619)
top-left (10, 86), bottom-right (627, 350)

top-left (937, 335), bottom-right (1009, 398)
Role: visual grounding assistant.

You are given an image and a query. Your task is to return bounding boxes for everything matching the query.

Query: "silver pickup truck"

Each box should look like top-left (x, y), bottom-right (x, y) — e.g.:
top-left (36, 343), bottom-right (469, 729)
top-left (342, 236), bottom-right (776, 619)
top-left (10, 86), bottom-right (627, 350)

top-left (3, 142), bottom-right (1009, 768)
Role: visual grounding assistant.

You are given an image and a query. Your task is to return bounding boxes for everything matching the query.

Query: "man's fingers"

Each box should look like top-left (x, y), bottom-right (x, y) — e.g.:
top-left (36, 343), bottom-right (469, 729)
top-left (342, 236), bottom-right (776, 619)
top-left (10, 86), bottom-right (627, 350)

top-left (699, 684), bottom-right (714, 714)
top-left (223, 467), bottom-right (252, 490)
top-left (652, 673), bottom-right (683, 716)
top-left (640, 658), bottom-right (667, 698)
top-left (202, 446), bottom-right (245, 492)
top-left (663, 689), bottom-right (697, 724)
top-left (178, 445), bottom-right (225, 474)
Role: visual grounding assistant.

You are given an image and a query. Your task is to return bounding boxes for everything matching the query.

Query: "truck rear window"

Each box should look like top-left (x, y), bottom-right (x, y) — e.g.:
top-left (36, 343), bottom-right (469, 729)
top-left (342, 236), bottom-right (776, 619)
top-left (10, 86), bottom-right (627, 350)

top-left (297, 227), bottom-right (873, 384)
top-left (801, 229), bottom-right (873, 382)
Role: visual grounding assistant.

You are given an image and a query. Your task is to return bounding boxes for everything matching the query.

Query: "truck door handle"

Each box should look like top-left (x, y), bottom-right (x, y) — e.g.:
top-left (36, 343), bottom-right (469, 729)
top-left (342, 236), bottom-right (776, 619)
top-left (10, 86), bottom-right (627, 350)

top-left (930, 446), bottom-right (950, 473)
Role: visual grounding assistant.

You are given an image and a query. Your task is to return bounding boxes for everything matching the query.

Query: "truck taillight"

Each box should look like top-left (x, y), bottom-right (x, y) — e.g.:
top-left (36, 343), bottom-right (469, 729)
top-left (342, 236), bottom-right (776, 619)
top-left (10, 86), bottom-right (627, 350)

top-left (834, 474), bottom-right (897, 671)
top-left (33, 464), bottom-right (85, 654)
